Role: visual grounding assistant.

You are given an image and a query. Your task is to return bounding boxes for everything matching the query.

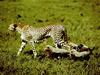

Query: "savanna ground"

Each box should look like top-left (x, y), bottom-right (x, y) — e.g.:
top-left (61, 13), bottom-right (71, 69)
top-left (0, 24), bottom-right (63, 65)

top-left (0, 0), bottom-right (100, 75)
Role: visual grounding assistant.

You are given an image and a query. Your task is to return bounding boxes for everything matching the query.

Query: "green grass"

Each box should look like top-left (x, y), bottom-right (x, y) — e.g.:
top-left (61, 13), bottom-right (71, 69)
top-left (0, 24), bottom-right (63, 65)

top-left (0, 0), bottom-right (100, 75)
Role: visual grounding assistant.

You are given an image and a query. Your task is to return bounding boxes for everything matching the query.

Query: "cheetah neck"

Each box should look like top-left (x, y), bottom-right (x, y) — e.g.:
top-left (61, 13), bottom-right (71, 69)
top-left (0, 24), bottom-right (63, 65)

top-left (16, 24), bottom-right (26, 34)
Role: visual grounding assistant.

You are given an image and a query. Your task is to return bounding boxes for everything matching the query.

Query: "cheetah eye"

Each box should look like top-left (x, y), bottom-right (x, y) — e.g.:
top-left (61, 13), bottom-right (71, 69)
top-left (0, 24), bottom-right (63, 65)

top-left (13, 24), bottom-right (17, 28)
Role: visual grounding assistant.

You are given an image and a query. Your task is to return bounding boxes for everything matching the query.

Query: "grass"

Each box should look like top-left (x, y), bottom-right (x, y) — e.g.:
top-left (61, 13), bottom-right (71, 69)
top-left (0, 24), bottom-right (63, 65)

top-left (0, 0), bottom-right (100, 75)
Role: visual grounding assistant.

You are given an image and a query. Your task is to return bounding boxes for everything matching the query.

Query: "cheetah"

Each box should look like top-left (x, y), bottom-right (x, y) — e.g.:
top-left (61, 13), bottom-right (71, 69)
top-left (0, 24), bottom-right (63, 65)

top-left (44, 44), bottom-right (91, 58)
top-left (8, 23), bottom-right (68, 58)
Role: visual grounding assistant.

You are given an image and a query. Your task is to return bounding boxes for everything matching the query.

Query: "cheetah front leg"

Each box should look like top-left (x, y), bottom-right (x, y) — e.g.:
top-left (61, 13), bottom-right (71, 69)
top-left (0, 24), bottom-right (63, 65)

top-left (17, 40), bottom-right (27, 56)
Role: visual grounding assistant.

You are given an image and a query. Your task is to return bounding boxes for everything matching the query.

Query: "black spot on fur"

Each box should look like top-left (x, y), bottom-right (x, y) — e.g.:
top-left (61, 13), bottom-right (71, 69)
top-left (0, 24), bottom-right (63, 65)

top-left (22, 40), bottom-right (27, 44)
top-left (78, 44), bottom-right (83, 49)
top-left (57, 43), bottom-right (62, 48)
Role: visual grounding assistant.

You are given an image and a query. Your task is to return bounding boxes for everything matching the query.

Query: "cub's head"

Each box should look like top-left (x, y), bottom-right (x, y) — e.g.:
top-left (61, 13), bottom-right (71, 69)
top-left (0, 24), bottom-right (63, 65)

top-left (8, 23), bottom-right (18, 31)
top-left (73, 44), bottom-right (93, 52)
top-left (44, 45), bottom-right (53, 57)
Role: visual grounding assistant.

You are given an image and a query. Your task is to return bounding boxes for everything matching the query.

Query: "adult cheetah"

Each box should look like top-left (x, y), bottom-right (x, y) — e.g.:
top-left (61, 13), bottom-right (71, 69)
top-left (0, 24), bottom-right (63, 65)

top-left (8, 23), bottom-right (68, 58)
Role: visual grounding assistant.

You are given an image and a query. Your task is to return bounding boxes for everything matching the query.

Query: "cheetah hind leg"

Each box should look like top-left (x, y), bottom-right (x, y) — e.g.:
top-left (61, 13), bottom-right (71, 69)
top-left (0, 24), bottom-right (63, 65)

top-left (30, 41), bottom-right (37, 58)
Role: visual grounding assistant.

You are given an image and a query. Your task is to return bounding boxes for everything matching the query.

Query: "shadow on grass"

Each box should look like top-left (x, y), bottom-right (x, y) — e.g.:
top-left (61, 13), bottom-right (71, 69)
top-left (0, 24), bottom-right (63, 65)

top-left (23, 50), bottom-right (91, 61)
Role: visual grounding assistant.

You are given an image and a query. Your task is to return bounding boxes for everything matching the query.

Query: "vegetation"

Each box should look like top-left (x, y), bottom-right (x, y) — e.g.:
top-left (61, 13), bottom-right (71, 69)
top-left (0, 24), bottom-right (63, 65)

top-left (0, 0), bottom-right (100, 75)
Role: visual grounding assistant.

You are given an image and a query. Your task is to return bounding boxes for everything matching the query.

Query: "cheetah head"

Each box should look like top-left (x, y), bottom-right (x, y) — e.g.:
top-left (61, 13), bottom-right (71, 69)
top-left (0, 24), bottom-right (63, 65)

top-left (8, 23), bottom-right (18, 31)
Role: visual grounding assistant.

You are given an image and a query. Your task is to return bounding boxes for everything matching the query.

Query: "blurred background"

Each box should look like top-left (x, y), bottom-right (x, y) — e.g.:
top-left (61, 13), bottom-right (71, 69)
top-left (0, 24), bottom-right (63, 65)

top-left (0, 0), bottom-right (100, 75)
